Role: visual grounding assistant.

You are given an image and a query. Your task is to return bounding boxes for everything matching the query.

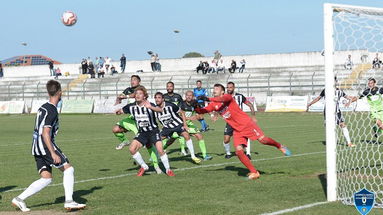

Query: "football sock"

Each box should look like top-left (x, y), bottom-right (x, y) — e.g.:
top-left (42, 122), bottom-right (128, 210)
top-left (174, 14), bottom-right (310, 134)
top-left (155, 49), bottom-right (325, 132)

top-left (178, 137), bottom-right (186, 152)
top-left (246, 139), bottom-right (251, 155)
top-left (160, 154), bottom-right (170, 171)
top-left (198, 140), bottom-right (207, 158)
top-left (342, 127), bottom-right (351, 144)
top-left (223, 142), bottom-right (231, 155)
top-left (132, 152), bottom-right (149, 170)
top-left (18, 177), bottom-right (52, 200)
top-left (63, 167), bottom-right (74, 202)
top-left (147, 146), bottom-right (159, 167)
top-left (235, 150), bottom-right (257, 173)
top-left (114, 132), bottom-right (127, 142)
top-left (259, 136), bottom-right (282, 149)
top-left (185, 139), bottom-right (196, 158)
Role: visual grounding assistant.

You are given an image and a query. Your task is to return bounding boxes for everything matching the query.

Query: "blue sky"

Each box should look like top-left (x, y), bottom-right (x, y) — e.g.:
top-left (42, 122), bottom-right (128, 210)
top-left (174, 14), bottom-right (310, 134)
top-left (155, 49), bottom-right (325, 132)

top-left (1, 0), bottom-right (382, 63)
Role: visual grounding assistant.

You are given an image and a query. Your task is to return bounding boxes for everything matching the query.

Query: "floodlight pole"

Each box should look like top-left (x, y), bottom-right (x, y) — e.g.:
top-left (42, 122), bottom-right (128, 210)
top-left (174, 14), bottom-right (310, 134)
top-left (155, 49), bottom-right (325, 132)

top-left (324, 3), bottom-right (337, 202)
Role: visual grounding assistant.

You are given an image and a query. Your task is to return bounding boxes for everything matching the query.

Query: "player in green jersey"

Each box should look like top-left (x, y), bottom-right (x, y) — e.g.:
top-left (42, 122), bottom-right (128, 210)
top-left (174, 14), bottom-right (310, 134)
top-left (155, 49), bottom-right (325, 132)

top-left (348, 78), bottom-right (383, 137)
top-left (163, 90), bottom-right (212, 160)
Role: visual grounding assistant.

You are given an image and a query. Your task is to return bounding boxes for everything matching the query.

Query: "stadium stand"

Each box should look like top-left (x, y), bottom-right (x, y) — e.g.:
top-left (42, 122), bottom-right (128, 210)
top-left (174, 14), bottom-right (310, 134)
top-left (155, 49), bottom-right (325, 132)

top-left (1, 50), bottom-right (378, 110)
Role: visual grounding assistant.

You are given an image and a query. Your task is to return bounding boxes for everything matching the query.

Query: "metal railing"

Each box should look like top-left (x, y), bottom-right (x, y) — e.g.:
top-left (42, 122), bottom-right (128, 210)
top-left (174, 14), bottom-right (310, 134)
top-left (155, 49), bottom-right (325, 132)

top-left (0, 72), bottom-right (324, 101)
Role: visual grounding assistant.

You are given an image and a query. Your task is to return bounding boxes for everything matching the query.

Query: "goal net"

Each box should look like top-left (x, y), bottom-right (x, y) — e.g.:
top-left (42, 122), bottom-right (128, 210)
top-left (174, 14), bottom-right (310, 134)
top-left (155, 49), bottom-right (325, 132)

top-left (324, 4), bottom-right (383, 208)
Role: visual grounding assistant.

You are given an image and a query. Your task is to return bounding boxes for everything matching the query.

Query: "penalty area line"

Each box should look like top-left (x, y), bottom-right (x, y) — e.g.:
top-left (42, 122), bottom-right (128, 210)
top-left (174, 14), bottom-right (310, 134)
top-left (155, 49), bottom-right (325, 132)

top-left (3, 151), bottom-right (325, 193)
top-left (259, 201), bottom-right (329, 215)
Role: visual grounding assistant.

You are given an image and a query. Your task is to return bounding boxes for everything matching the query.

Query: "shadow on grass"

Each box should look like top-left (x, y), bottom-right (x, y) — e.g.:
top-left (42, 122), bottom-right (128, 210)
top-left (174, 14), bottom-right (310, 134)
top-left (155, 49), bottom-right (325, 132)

top-left (207, 165), bottom-right (272, 177)
top-left (0, 185), bottom-right (17, 193)
top-left (318, 173), bottom-right (327, 198)
top-left (30, 186), bottom-right (103, 208)
top-left (0, 185), bottom-right (17, 200)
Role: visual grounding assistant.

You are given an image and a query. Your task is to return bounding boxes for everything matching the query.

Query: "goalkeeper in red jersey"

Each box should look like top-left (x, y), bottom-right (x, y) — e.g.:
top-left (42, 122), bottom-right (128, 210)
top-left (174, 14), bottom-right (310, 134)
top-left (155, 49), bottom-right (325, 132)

top-left (193, 84), bottom-right (291, 180)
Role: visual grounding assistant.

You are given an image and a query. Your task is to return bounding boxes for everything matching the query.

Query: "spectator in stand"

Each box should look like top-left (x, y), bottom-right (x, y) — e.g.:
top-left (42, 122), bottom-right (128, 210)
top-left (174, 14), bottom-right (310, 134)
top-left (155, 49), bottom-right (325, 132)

top-left (148, 51), bottom-right (156, 72)
top-left (88, 62), bottom-right (95, 78)
top-left (216, 59), bottom-right (225, 74)
top-left (48, 61), bottom-right (54, 76)
top-left (81, 59), bottom-right (88, 74)
top-left (155, 53), bottom-right (161, 72)
top-left (344, 54), bottom-right (353, 70)
top-left (104, 57), bottom-right (111, 74)
top-left (54, 67), bottom-right (62, 79)
top-left (208, 60), bottom-right (217, 73)
top-left (120, 54), bottom-right (126, 73)
top-left (95, 57), bottom-right (100, 74)
top-left (87, 56), bottom-right (92, 65)
top-left (373, 53), bottom-right (382, 69)
top-left (98, 66), bottom-right (105, 78)
top-left (239, 59), bottom-right (246, 73)
top-left (0, 63), bottom-right (4, 78)
top-left (203, 61), bottom-right (209, 74)
top-left (99, 56), bottom-right (105, 68)
top-left (228, 60), bottom-right (237, 73)
top-left (111, 65), bottom-right (118, 75)
top-left (196, 61), bottom-right (204, 74)
top-left (214, 50), bottom-right (222, 61)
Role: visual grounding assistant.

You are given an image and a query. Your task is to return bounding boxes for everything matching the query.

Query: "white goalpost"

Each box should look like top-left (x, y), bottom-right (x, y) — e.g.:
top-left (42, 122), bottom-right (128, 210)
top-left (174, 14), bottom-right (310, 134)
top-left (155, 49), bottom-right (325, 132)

top-left (324, 3), bottom-right (383, 207)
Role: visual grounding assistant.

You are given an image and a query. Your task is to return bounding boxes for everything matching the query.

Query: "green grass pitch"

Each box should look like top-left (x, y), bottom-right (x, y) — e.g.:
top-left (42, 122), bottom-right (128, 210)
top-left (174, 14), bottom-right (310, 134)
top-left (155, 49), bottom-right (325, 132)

top-left (0, 113), bottom-right (382, 214)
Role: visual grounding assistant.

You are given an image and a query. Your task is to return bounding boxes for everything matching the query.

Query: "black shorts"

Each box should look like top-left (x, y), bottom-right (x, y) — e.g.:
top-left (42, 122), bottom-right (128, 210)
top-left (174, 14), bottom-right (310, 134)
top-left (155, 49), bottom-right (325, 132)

top-left (35, 148), bottom-right (69, 174)
top-left (160, 125), bottom-right (186, 139)
top-left (224, 123), bottom-right (234, 136)
top-left (134, 129), bottom-right (161, 147)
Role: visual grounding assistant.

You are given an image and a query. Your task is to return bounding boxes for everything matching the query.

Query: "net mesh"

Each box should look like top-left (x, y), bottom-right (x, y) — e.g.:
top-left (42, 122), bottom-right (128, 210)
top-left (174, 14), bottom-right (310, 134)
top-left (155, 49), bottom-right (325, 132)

top-left (332, 5), bottom-right (383, 208)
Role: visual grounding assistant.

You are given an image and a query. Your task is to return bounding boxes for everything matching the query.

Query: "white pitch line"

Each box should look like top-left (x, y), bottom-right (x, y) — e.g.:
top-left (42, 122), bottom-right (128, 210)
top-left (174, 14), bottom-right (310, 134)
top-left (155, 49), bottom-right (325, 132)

top-left (3, 151), bottom-right (325, 193)
top-left (259, 201), bottom-right (329, 215)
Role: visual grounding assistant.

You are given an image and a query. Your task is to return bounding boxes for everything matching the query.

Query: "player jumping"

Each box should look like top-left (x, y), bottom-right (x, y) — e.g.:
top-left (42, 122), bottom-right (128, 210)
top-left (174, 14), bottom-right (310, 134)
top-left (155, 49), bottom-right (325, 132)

top-left (12, 80), bottom-right (86, 212)
top-left (222, 82), bottom-right (256, 159)
top-left (347, 78), bottom-right (383, 138)
top-left (194, 84), bottom-right (291, 180)
top-left (154, 92), bottom-right (202, 164)
top-left (307, 77), bottom-right (354, 147)
top-left (113, 75), bottom-right (141, 150)
top-left (163, 91), bottom-right (213, 161)
top-left (116, 86), bottom-right (175, 176)
top-left (112, 75), bottom-right (160, 173)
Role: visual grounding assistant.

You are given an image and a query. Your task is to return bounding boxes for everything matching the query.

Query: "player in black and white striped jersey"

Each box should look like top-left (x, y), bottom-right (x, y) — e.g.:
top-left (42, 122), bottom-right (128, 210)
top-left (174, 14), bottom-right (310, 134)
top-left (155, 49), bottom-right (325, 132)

top-left (307, 85), bottom-right (355, 147)
top-left (222, 82), bottom-right (256, 159)
top-left (154, 92), bottom-right (202, 164)
top-left (116, 86), bottom-right (175, 176)
top-left (12, 80), bottom-right (85, 212)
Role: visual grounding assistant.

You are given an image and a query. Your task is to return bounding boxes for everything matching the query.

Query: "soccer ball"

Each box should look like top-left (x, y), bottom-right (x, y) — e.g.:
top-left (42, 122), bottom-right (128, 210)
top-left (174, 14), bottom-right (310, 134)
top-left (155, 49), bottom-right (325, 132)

top-left (61, 11), bottom-right (77, 26)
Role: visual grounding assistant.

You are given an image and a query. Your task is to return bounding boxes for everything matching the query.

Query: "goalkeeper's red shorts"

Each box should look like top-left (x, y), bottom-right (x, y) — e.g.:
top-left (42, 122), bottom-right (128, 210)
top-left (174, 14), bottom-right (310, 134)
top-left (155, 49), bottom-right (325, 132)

top-left (233, 121), bottom-right (264, 147)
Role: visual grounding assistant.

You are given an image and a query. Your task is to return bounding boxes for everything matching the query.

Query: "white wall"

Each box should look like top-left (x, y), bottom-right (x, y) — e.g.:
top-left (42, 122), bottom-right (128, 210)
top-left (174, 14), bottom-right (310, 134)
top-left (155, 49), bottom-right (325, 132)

top-left (2, 50), bottom-right (368, 78)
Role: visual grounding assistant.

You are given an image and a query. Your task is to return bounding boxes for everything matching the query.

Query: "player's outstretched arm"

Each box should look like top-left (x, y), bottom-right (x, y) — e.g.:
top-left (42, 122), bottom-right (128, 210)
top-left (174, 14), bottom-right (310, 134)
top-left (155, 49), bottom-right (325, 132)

top-left (144, 101), bottom-right (163, 112)
top-left (115, 94), bottom-right (128, 105)
top-left (115, 109), bottom-right (124, 115)
top-left (206, 94), bottom-right (232, 103)
top-left (345, 96), bottom-right (358, 107)
top-left (42, 127), bottom-right (61, 164)
top-left (307, 96), bottom-right (321, 108)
